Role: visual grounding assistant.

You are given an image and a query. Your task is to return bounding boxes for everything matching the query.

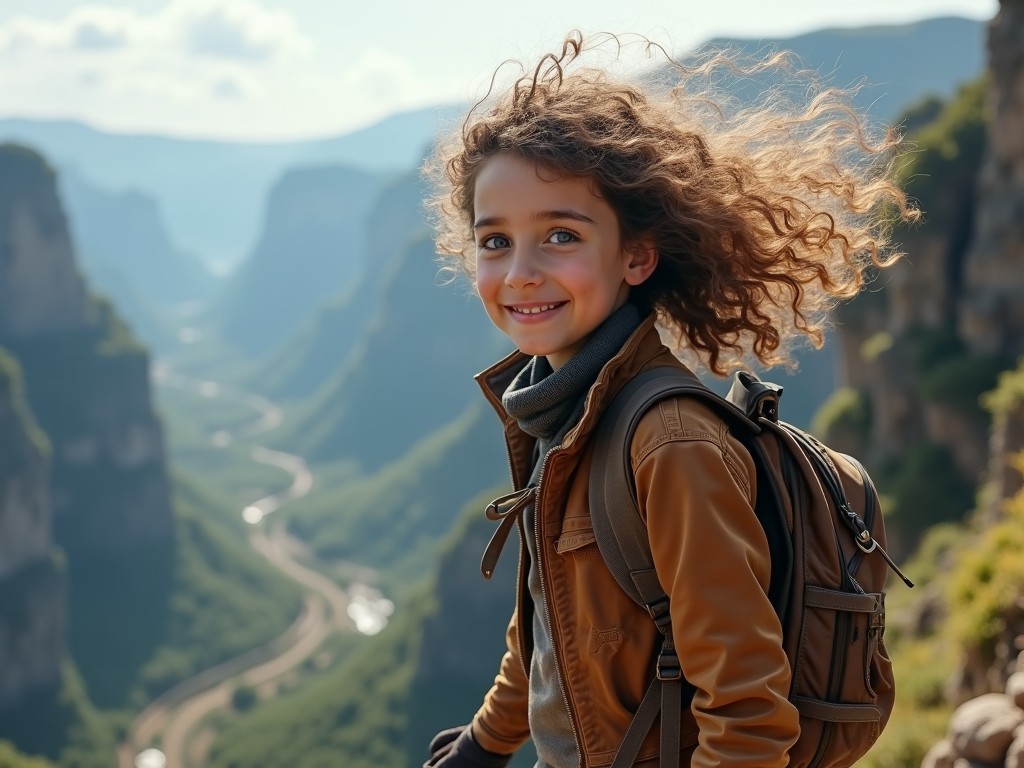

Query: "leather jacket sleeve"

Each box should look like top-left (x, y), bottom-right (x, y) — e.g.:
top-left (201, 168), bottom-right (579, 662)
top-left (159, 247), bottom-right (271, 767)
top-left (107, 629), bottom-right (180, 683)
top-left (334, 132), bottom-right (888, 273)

top-left (631, 398), bottom-right (800, 768)
top-left (470, 610), bottom-right (531, 755)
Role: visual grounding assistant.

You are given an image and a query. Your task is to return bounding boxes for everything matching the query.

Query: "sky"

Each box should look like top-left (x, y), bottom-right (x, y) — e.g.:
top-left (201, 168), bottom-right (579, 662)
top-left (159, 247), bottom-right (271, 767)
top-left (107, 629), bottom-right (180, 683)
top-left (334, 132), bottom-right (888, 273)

top-left (0, 0), bottom-right (999, 142)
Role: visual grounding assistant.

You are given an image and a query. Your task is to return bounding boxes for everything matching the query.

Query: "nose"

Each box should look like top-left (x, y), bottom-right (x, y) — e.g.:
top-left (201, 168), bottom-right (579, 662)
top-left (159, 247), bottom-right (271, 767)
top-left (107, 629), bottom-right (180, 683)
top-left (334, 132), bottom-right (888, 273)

top-left (504, 246), bottom-right (541, 288)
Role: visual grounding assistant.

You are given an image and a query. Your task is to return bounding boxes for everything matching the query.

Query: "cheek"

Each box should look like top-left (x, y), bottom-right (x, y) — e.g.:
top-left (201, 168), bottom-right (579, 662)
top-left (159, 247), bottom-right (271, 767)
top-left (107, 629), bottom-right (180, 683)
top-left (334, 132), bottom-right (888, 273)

top-left (474, 260), bottom-right (503, 299)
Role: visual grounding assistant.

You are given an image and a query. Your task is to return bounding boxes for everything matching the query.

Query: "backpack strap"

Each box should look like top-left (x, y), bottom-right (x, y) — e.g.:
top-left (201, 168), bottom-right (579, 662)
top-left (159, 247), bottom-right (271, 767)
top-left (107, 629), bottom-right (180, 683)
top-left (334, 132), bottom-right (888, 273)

top-left (589, 367), bottom-right (764, 768)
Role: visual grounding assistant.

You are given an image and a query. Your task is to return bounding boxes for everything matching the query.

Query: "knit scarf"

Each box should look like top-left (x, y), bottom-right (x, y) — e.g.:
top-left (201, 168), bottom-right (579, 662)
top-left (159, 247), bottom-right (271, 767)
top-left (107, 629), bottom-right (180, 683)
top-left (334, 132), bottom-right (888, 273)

top-left (501, 303), bottom-right (642, 441)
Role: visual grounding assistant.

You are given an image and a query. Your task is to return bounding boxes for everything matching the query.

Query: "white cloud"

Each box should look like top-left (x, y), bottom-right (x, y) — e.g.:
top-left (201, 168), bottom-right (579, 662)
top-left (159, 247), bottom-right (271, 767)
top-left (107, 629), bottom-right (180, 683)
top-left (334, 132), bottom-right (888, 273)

top-left (0, 0), bottom-right (312, 60)
top-left (167, 0), bottom-right (312, 61)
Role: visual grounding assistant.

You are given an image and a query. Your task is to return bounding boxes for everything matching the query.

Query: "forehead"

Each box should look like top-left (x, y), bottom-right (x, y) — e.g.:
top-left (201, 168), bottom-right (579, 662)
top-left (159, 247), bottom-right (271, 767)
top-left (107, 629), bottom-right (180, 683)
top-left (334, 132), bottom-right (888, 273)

top-left (473, 154), bottom-right (609, 216)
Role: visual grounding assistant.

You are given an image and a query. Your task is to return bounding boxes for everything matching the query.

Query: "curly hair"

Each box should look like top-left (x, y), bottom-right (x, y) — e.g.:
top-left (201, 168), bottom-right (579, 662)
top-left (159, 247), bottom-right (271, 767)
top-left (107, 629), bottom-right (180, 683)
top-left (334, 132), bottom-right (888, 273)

top-left (425, 32), bottom-right (919, 374)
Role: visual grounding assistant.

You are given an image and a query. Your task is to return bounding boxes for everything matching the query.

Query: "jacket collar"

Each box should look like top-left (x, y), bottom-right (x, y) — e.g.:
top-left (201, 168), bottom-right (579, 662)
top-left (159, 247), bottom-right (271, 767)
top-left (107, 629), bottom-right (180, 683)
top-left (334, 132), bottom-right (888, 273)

top-left (474, 313), bottom-right (679, 452)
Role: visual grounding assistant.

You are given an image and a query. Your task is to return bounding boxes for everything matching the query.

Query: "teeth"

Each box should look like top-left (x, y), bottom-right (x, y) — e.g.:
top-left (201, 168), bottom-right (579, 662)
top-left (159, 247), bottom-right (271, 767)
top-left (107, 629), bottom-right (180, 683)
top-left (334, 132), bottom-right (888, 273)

top-left (513, 304), bottom-right (558, 314)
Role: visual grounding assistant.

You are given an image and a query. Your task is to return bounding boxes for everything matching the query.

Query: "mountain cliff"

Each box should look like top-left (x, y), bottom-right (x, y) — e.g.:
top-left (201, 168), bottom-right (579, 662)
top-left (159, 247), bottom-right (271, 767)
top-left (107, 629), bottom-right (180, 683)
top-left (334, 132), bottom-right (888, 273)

top-left (279, 235), bottom-right (507, 472)
top-left (58, 168), bottom-right (215, 351)
top-left (215, 164), bottom-right (391, 357)
top-left (0, 144), bottom-right (173, 553)
top-left (0, 349), bottom-right (64, 710)
top-left (254, 166), bottom-right (431, 400)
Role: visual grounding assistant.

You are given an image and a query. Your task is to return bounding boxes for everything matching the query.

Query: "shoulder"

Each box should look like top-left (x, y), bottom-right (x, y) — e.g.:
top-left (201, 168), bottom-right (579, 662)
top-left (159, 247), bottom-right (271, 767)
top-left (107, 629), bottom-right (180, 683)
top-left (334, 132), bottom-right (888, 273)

top-left (629, 392), bottom-right (756, 502)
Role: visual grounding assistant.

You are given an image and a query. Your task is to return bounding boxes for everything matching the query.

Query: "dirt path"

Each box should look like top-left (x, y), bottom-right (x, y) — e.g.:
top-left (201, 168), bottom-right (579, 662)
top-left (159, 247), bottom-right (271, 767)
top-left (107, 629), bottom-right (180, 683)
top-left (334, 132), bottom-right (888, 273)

top-left (119, 372), bottom-right (386, 768)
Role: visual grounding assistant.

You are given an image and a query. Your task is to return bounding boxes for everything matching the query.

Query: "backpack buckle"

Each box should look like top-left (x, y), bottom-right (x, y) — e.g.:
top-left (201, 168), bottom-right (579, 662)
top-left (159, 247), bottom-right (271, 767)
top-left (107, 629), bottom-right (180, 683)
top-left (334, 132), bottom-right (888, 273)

top-left (646, 597), bottom-right (672, 633)
top-left (656, 648), bottom-right (681, 681)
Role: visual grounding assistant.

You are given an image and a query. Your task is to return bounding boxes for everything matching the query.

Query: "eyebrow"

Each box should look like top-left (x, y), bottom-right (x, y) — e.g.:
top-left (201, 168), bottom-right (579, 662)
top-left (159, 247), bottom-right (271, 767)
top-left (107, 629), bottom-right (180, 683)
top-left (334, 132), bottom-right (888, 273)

top-left (473, 208), bottom-right (596, 229)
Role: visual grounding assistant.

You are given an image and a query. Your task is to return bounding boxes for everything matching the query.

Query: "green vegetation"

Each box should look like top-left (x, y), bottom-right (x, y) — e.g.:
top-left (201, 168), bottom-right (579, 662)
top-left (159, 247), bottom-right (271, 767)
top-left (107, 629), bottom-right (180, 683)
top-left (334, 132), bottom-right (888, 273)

top-left (206, 489), bottom-right (534, 768)
top-left (231, 684), bottom-right (259, 712)
top-left (2, 292), bottom-right (147, 448)
top-left (920, 352), bottom-right (1010, 423)
top-left (287, 402), bottom-right (505, 598)
top-left (860, 331), bottom-right (894, 363)
top-left (0, 347), bottom-right (50, 457)
top-left (61, 470), bottom-right (300, 714)
top-left (880, 441), bottom-right (976, 556)
top-left (983, 358), bottom-right (1024, 420)
top-left (812, 386), bottom-right (871, 449)
top-left (897, 76), bottom-right (987, 234)
top-left (0, 741), bottom-right (56, 768)
top-left (948, 478), bottom-right (1024, 661)
top-left (0, 661), bottom-right (119, 768)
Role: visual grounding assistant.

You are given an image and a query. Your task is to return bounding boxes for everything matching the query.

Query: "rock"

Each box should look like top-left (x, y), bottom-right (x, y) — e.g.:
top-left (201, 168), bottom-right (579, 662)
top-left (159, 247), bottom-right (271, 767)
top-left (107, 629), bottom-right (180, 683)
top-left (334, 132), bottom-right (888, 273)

top-left (948, 693), bottom-right (1024, 763)
top-left (1006, 730), bottom-right (1024, 768)
top-left (922, 739), bottom-right (958, 768)
top-left (1007, 672), bottom-right (1024, 710)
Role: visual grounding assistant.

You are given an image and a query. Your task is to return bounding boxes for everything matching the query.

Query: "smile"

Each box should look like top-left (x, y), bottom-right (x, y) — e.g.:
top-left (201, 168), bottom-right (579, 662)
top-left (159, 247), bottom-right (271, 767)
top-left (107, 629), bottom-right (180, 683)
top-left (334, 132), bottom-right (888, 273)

top-left (507, 303), bottom-right (565, 315)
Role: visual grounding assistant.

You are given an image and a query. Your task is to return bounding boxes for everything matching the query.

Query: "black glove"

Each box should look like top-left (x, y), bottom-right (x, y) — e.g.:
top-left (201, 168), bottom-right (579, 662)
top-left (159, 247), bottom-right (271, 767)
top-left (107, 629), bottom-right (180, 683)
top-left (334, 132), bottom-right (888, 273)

top-left (423, 725), bottom-right (513, 768)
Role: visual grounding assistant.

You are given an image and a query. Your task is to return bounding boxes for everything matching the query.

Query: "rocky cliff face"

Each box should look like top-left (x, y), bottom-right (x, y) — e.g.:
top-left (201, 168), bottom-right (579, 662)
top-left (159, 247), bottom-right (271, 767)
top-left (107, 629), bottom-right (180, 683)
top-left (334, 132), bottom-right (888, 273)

top-left (959, 0), bottom-right (1024, 359)
top-left (0, 349), bottom-right (66, 709)
top-left (825, 47), bottom-right (1015, 555)
top-left (217, 164), bottom-right (390, 357)
top-left (0, 147), bottom-right (88, 339)
top-left (0, 144), bottom-right (173, 553)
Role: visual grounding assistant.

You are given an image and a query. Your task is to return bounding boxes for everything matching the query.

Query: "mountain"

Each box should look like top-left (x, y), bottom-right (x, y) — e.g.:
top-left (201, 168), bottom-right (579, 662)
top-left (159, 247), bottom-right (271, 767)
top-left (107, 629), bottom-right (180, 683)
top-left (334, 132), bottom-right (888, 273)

top-left (0, 349), bottom-right (63, 713)
top-left (215, 164), bottom-right (391, 357)
top-left (0, 18), bottom-right (984, 276)
top-left (0, 145), bottom-right (303, 766)
top-left (205, 489), bottom-right (531, 768)
top-left (58, 168), bottom-right (216, 351)
top-left (254, 166), bottom-right (431, 400)
top-left (287, 401), bottom-right (507, 593)
top-left (277, 235), bottom-right (507, 472)
top-left (0, 144), bottom-right (173, 553)
top-left (0, 105), bottom-right (461, 271)
top-left (705, 16), bottom-right (986, 123)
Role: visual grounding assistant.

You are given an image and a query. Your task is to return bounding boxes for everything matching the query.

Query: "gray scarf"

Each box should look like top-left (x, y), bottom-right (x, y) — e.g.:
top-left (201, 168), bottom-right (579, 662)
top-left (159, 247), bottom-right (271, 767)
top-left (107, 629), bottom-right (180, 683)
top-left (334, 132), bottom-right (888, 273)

top-left (501, 303), bottom-right (642, 442)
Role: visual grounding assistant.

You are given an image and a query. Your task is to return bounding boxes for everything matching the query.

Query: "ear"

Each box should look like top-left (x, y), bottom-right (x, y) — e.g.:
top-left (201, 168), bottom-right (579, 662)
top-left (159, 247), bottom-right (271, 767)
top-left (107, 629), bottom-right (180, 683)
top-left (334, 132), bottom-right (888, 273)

top-left (623, 237), bottom-right (658, 286)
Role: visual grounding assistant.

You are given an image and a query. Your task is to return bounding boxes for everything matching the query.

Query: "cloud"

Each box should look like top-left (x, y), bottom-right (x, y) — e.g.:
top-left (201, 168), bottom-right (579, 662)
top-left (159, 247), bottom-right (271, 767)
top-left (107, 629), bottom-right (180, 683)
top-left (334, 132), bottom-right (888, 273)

top-left (0, 1), bottom-right (449, 140)
top-left (0, 0), bottom-right (311, 60)
top-left (211, 76), bottom-right (246, 99)
top-left (169, 0), bottom-right (312, 61)
top-left (72, 21), bottom-right (127, 51)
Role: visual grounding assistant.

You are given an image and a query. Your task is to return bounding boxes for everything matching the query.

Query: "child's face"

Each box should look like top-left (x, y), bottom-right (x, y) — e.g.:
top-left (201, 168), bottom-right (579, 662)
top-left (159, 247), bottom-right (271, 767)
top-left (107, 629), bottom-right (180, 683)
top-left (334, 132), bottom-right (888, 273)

top-left (472, 153), bottom-right (647, 370)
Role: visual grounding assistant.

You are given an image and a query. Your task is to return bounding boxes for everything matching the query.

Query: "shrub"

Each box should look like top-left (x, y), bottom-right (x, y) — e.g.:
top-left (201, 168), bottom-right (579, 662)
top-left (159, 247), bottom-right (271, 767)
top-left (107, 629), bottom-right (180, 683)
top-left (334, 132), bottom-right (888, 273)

top-left (947, 481), bottom-right (1024, 662)
top-left (231, 684), bottom-right (259, 712)
top-left (920, 353), bottom-right (1010, 423)
top-left (812, 387), bottom-right (870, 450)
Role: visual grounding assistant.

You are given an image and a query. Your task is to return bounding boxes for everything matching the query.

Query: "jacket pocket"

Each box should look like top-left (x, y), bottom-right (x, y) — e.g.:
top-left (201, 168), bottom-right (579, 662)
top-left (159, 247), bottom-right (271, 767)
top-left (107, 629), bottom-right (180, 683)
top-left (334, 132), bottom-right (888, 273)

top-left (555, 529), bottom-right (597, 553)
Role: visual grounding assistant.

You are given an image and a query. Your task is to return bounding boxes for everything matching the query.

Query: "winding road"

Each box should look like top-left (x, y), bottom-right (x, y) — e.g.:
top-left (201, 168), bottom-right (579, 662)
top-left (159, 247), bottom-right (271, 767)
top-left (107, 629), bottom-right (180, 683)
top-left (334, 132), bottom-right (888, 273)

top-left (118, 367), bottom-right (392, 768)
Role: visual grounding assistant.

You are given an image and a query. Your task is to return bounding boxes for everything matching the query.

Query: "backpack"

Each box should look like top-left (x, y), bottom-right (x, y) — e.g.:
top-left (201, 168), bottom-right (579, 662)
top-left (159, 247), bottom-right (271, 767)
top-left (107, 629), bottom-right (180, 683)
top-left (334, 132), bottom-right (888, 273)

top-left (588, 366), bottom-right (914, 768)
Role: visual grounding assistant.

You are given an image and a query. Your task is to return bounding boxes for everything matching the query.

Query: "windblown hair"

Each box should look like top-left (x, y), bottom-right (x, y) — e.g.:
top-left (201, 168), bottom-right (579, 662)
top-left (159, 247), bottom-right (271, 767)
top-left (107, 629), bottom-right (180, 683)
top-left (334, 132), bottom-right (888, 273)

top-left (425, 32), bottom-right (919, 373)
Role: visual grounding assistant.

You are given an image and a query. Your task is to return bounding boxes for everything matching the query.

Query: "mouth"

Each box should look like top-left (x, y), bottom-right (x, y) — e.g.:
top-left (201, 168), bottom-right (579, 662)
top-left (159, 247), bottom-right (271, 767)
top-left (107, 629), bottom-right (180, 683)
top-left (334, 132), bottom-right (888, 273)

top-left (506, 302), bottom-right (566, 315)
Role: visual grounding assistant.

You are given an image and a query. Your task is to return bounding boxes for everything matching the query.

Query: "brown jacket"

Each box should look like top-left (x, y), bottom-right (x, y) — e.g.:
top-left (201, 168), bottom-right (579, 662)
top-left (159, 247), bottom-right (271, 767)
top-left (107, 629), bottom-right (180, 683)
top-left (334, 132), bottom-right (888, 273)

top-left (470, 315), bottom-right (800, 768)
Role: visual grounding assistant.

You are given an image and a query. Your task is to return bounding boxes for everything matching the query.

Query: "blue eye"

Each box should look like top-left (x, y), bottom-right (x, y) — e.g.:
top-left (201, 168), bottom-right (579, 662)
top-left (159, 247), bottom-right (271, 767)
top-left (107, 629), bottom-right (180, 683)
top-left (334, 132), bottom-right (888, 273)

top-left (480, 234), bottom-right (511, 249)
top-left (548, 230), bottom-right (577, 244)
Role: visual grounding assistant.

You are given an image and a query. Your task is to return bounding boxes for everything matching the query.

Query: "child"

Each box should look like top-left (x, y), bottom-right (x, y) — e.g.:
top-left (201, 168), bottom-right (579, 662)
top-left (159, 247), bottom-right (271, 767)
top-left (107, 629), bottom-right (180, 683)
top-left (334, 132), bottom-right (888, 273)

top-left (422, 32), bottom-right (917, 768)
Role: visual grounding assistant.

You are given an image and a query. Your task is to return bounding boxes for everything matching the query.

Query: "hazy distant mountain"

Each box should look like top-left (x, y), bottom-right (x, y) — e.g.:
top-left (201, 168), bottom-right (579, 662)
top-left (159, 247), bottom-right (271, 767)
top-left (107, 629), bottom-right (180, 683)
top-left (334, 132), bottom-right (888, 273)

top-left (58, 169), bottom-right (216, 351)
top-left (703, 16), bottom-right (986, 123)
top-left (0, 105), bottom-right (460, 272)
top-left (215, 164), bottom-right (391, 357)
top-left (278, 236), bottom-right (507, 472)
top-left (0, 16), bottom-right (983, 275)
top-left (253, 167), bottom-right (431, 400)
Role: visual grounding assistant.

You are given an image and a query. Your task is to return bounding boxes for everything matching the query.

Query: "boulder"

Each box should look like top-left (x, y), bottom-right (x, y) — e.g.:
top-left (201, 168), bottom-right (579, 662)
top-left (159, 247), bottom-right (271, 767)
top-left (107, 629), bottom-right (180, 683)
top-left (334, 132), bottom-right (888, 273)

top-left (1005, 729), bottom-right (1024, 768)
top-left (1007, 672), bottom-right (1024, 711)
top-left (949, 693), bottom-right (1024, 763)
top-left (922, 738), bottom-right (958, 768)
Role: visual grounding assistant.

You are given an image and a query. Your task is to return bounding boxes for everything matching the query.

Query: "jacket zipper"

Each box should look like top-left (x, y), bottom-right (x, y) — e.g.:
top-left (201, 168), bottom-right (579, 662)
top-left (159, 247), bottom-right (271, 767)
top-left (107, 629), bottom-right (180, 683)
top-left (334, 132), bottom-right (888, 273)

top-left (533, 444), bottom-right (584, 768)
